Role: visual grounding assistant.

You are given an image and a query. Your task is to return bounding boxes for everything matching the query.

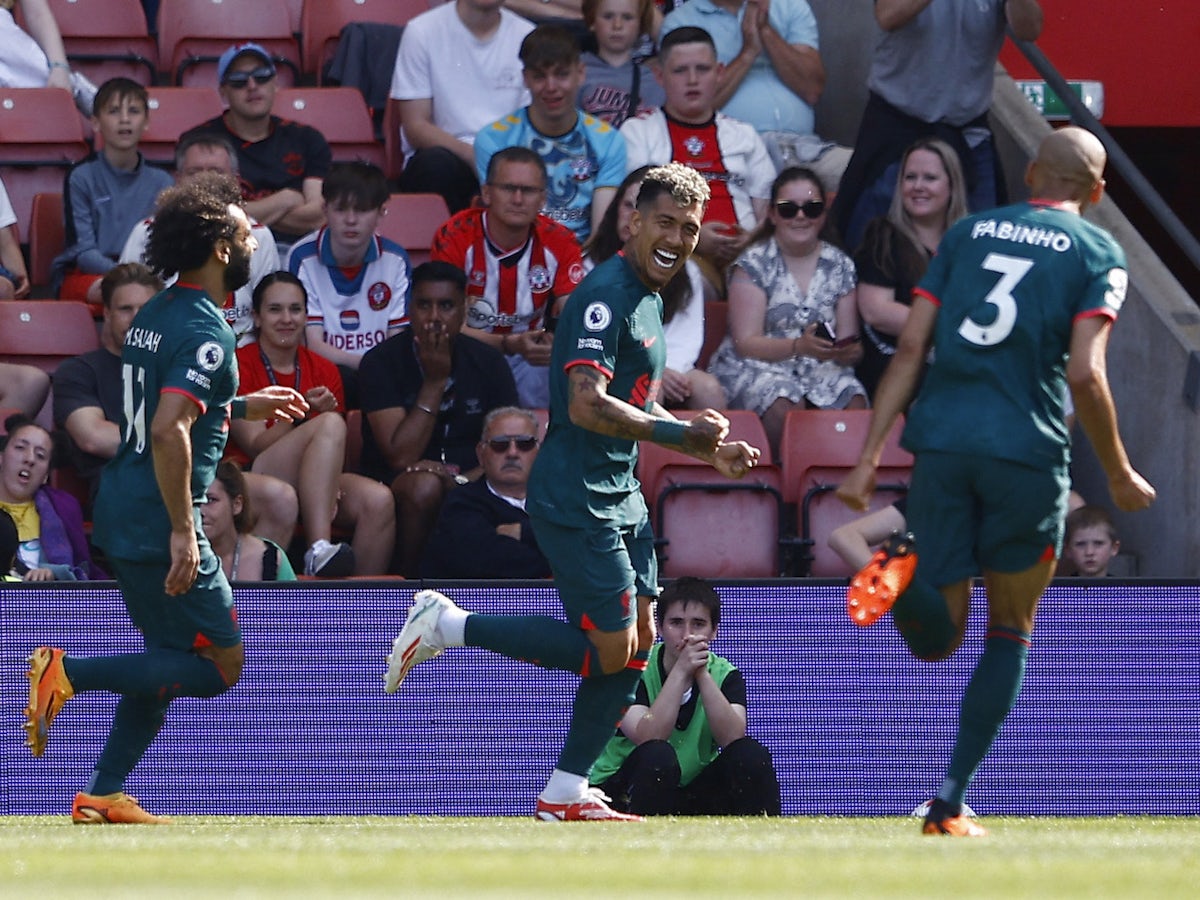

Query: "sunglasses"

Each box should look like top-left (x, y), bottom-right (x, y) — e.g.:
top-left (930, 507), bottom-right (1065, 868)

top-left (486, 434), bottom-right (539, 453)
top-left (224, 66), bottom-right (275, 88)
top-left (775, 199), bottom-right (825, 220)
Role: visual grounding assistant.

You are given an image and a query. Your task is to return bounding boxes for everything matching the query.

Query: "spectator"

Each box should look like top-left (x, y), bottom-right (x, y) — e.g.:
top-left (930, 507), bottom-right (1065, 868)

top-left (390, 0), bottom-right (534, 214)
top-left (431, 147), bottom-right (584, 409)
top-left (584, 166), bottom-right (725, 410)
top-left (290, 161), bottom-right (412, 410)
top-left (621, 26), bottom-right (774, 298)
top-left (0, 176), bottom-right (30, 298)
top-left (181, 42), bottom-right (331, 258)
top-left (834, 0), bottom-right (1044, 249)
top-left (0, 507), bottom-right (19, 580)
top-left (1063, 505), bottom-right (1121, 578)
top-left (422, 406), bottom-right (552, 579)
top-left (475, 24), bottom-right (627, 244)
top-left (853, 137), bottom-right (967, 399)
top-left (0, 0), bottom-right (97, 113)
top-left (0, 413), bottom-right (104, 581)
top-left (201, 461), bottom-right (297, 582)
top-left (0, 362), bottom-right (49, 418)
top-left (660, 0), bottom-right (849, 190)
top-left (52, 263), bottom-right (299, 544)
top-left (828, 497), bottom-right (909, 572)
top-left (590, 576), bottom-right (780, 815)
top-left (359, 261), bottom-right (518, 576)
top-left (121, 132), bottom-right (280, 348)
top-left (707, 166), bottom-right (864, 457)
top-left (230, 272), bottom-right (396, 578)
top-left (578, 0), bottom-right (665, 128)
top-left (52, 77), bottom-right (173, 303)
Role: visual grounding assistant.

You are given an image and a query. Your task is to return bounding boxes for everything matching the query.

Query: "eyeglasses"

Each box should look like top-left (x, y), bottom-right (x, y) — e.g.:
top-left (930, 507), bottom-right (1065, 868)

top-left (775, 199), bottom-right (825, 220)
top-left (224, 66), bottom-right (276, 89)
top-left (485, 434), bottom-right (539, 453)
top-left (489, 183), bottom-right (545, 198)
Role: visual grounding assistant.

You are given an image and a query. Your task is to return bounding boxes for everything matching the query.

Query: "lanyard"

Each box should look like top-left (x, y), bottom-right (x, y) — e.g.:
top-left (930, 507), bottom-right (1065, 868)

top-left (259, 348), bottom-right (301, 391)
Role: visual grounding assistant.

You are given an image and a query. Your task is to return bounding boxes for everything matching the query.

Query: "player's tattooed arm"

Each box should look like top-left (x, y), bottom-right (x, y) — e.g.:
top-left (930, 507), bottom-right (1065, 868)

top-left (566, 364), bottom-right (658, 441)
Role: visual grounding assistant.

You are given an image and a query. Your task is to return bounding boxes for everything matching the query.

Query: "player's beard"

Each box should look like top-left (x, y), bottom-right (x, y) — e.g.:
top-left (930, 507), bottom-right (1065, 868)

top-left (223, 244), bottom-right (253, 294)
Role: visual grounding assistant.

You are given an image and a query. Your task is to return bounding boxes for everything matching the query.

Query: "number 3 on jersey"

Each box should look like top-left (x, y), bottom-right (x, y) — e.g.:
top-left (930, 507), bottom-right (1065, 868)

top-left (122, 362), bottom-right (148, 453)
top-left (957, 252), bottom-right (1034, 347)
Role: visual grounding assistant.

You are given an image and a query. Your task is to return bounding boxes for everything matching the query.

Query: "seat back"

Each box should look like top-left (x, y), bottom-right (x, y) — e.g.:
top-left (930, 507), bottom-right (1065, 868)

top-left (379, 193), bottom-right (452, 267)
top-left (157, 0), bottom-right (300, 86)
top-left (133, 87), bottom-right (225, 167)
top-left (343, 408), bottom-right (363, 474)
top-left (801, 474), bottom-right (910, 577)
top-left (696, 299), bottom-right (727, 370)
top-left (272, 88), bottom-right (385, 169)
top-left (779, 408), bottom-right (912, 504)
top-left (32, 0), bottom-right (158, 85)
top-left (300, 0), bottom-right (429, 78)
top-left (0, 302), bottom-right (99, 374)
top-left (28, 193), bottom-right (65, 291)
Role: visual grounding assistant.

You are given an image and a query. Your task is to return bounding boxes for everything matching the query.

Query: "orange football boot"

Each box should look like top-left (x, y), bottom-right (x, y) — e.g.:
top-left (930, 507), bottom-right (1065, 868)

top-left (847, 531), bottom-right (917, 627)
top-left (72, 792), bottom-right (171, 825)
top-left (23, 647), bottom-right (74, 757)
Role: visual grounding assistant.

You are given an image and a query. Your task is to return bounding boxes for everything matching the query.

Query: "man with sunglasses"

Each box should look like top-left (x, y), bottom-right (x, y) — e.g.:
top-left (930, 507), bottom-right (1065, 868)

top-left (422, 406), bottom-right (551, 579)
top-left (181, 43), bottom-right (331, 261)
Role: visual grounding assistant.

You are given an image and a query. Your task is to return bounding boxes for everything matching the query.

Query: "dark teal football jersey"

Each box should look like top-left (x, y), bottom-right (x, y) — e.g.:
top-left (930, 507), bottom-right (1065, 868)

top-left (94, 284), bottom-right (237, 562)
top-left (905, 201), bottom-right (1127, 470)
top-left (527, 254), bottom-right (666, 527)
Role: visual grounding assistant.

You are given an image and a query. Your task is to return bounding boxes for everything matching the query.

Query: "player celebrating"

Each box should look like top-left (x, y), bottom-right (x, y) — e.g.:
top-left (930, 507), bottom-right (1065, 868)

top-left (384, 163), bottom-right (759, 821)
top-left (22, 173), bottom-right (308, 824)
top-left (837, 126), bottom-right (1155, 837)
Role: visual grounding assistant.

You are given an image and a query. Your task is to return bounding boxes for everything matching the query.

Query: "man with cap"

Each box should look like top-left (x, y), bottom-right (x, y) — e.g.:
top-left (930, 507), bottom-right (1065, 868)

top-left (181, 42), bottom-right (332, 261)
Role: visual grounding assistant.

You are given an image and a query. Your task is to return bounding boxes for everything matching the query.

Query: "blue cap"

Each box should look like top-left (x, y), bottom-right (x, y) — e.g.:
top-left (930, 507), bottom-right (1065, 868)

top-left (217, 42), bottom-right (275, 85)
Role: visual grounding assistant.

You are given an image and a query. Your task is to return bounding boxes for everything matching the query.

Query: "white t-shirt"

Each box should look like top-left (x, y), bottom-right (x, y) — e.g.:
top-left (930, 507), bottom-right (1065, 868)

top-left (389, 4), bottom-right (533, 155)
top-left (0, 178), bottom-right (16, 230)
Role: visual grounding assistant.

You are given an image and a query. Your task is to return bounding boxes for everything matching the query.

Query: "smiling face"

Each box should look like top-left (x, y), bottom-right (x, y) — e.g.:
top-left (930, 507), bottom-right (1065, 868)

top-left (254, 279), bottom-right (307, 355)
top-left (769, 174), bottom-right (826, 255)
top-left (615, 178), bottom-right (641, 243)
top-left (525, 60), bottom-right (586, 132)
top-left (900, 148), bottom-right (952, 226)
top-left (625, 190), bottom-right (703, 289)
top-left (0, 424), bottom-right (52, 504)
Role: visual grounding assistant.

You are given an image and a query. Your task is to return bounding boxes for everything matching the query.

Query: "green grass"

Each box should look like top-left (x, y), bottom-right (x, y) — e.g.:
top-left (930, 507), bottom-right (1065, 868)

top-left (2, 816), bottom-right (1198, 897)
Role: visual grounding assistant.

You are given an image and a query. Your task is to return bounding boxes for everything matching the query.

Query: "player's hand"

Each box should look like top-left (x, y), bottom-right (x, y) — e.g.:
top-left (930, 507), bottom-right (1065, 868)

top-left (515, 330), bottom-right (554, 367)
top-left (660, 368), bottom-right (692, 405)
top-left (712, 440), bottom-right (759, 478)
top-left (243, 386), bottom-right (309, 422)
top-left (682, 408), bottom-right (730, 455)
top-left (165, 529), bottom-right (200, 596)
top-left (1109, 468), bottom-right (1156, 512)
top-left (836, 462), bottom-right (877, 512)
top-left (305, 385), bottom-right (338, 414)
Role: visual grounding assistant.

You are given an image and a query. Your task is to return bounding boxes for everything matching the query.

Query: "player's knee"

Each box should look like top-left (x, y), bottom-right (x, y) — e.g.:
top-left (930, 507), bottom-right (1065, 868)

top-left (596, 643), bottom-right (633, 675)
top-left (896, 616), bottom-right (962, 662)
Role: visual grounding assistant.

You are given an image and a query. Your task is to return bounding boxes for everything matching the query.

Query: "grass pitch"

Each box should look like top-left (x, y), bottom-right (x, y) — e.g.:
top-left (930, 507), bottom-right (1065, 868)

top-left (2, 816), bottom-right (1197, 897)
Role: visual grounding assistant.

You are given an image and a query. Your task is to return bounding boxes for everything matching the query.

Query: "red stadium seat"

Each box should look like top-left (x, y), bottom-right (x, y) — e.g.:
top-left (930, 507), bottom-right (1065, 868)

top-left (22, 0), bottom-right (158, 86)
top-left (300, 0), bottom-right (429, 80)
top-left (637, 410), bottom-right (784, 578)
top-left (132, 87), bottom-right (225, 166)
top-left (156, 0), bottom-right (301, 87)
top-left (379, 193), bottom-right (451, 268)
top-left (696, 299), bottom-right (727, 370)
top-left (344, 408), bottom-right (363, 474)
top-left (778, 409), bottom-right (913, 576)
top-left (272, 88), bottom-right (386, 170)
top-left (0, 301), bottom-right (99, 375)
top-left (0, 88), bottom-right (90, 241)
top-left (28, 193), bottom-right (65, 291)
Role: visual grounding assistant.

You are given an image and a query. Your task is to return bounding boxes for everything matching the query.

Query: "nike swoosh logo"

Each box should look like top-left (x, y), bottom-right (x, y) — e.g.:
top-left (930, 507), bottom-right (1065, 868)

top-left (642, 336), bottom-right (657, 348)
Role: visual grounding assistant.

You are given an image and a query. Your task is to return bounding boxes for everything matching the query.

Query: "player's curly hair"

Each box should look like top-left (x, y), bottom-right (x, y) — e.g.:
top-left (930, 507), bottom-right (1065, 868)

top-left (144, 172), bottom-right (243, 280)
top-left (638, 162), bottom-right (710, 211)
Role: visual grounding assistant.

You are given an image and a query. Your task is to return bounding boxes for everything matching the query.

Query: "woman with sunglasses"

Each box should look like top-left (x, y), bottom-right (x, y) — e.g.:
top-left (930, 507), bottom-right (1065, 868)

top-left (228, 272), bottom-right (397, 577)
top-left (853, 138), bottom-right (968, 399)
top-left (583, 166), bottom-right (726, 411)
top-left (707, 166), bottom-right (865, 456)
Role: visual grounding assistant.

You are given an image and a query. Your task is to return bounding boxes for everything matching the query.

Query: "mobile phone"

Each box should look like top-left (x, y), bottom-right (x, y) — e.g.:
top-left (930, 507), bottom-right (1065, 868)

top-left (814, 321), bottom-right (835, 342)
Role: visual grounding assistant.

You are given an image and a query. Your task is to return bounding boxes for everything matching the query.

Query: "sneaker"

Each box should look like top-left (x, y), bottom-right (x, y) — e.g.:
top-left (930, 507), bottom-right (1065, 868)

top-left (304, 539), bottom-right (355, 578)
top-left (535, 788), bottom-right (644, 822)
top-left (72, 791), bottom-right (170, 825)
top-left (24, 647), bottom-right (74, 758)
top-left (384, 589), bottom-right (454, 694)
top-left (847, 531), bottom-right (917, 627)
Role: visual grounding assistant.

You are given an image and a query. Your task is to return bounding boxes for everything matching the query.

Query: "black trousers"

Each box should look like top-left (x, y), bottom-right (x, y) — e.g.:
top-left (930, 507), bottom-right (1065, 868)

top-left (396, 146), bottom-right (479, 215)
top-left (596, 737), bottom-right (781, 816)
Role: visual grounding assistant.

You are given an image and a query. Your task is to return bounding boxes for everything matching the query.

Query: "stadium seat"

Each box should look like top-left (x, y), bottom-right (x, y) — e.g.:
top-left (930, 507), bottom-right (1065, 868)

top-left (381, 97), bottom-right (404, 180)
top-left (272, 88), bottom-right (386, 170)
top-left (0, 88), bottom-right (90, 241)
top-left (284, 0), bottom-right (303, 33)
top-left (156, 0), bottom-right (301, 87)
top-left (778, 409), bottom-right (913, 576)
top-left (343, 408), bottom-right (363, 474)
top-left (132, 87), bottom-right (225, 167)
top-left (0, 301), bottom-right (99, 375)
top-left (27, 193), bottom-right (65, 292)
top-left (696, 299), bottom-right (727, 370)
top-left (379, 193), bottom-right (451, 268)
top-left (300, 0), bottom-right (429, 80)
top-left (21, 0), bottom-right (158, 86)
top-left (637, 410), bottom-right (784, 578)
